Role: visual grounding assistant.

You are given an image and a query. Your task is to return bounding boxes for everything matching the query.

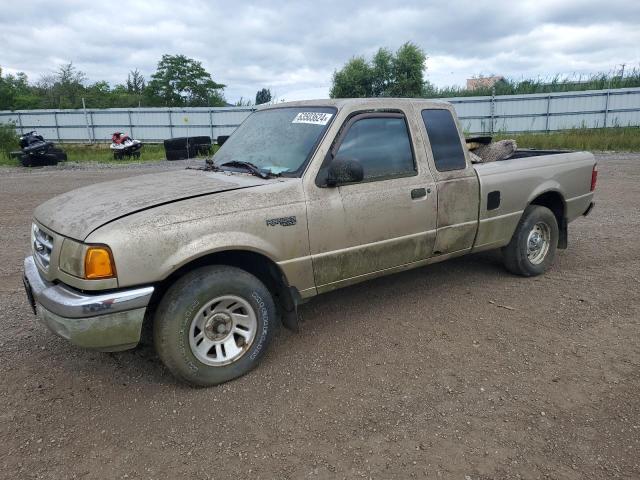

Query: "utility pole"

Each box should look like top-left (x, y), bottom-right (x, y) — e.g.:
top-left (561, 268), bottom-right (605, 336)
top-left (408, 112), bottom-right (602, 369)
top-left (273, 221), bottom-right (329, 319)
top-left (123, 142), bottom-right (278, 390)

top-left (620, 63), bottom-right (626, 78)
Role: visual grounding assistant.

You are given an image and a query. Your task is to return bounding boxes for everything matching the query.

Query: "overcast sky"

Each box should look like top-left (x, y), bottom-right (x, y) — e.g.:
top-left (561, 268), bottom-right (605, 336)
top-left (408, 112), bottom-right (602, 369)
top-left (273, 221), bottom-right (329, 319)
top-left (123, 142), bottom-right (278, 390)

top-left (1, 0), bottom-right (639, 102)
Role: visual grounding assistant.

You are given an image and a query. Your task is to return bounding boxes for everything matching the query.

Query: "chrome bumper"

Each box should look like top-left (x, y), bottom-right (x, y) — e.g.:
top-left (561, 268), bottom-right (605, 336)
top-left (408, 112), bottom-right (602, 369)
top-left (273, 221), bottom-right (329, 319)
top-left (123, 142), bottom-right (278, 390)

top-left (23, 256), bottom-right (154, 351)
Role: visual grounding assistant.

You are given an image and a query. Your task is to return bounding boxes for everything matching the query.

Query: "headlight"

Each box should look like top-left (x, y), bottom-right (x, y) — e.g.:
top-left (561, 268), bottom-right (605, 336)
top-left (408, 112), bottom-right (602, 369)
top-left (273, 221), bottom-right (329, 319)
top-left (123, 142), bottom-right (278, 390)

top-left (59, 239), bottom-right (117, 280)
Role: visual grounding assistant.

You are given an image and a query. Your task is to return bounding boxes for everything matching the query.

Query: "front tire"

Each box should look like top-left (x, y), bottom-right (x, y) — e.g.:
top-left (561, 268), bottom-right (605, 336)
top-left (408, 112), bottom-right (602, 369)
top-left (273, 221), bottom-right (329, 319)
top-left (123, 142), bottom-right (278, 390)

top-left (153, 266), bottom-right (277, 386)
top-left (503, 205), bottom-right (559, 276)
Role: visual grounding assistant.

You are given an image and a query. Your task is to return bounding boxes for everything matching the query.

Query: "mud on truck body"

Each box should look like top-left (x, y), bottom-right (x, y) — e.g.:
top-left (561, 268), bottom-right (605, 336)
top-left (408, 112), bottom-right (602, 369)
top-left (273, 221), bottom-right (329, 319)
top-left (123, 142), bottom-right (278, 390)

top-left (23, 98), bottom-right (596, 386)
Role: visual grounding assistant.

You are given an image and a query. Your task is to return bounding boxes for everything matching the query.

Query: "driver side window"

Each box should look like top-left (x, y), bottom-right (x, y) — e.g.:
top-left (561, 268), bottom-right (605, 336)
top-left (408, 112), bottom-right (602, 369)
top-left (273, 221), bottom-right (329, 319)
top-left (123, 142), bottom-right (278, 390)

top-left (335, 116), bottom-right (416, 181)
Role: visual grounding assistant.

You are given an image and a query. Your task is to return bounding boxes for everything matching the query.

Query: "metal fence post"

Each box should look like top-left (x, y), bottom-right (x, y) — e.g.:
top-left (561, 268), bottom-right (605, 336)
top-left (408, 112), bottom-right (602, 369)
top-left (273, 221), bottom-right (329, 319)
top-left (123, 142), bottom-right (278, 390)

top-left (168, 109), bottom-right (173, 138)
top-left (90, 111), bottom-right (95, 142)
top-left (16, 112), bottom-right (23, 134)
top-left (128, 110), bottom-right (134, 138)
top-left (490, 86), bottom-right (496, 134)
top-left (545, 94), bottom-right (551, 132)
top-left (82, 98), bottom-right (92, 143)
top-left (209, 109), bottom-right (214, 140)
top-left (53, 112), bottom-right (60, 142)
top-left (603, 90), bottom-right (610, 128)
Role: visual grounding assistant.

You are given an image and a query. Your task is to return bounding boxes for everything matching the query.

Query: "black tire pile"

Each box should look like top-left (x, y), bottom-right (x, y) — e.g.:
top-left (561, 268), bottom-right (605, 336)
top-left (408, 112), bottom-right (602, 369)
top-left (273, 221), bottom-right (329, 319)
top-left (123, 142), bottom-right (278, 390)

top-left (164, 136), bottom-right (212, 161)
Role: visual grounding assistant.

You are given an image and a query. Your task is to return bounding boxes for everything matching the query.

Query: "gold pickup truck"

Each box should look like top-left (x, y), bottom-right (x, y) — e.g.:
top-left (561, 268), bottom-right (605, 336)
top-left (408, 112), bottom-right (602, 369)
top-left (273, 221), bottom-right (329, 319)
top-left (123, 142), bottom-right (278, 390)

top-left (23, 98), bottom-right (597, 386)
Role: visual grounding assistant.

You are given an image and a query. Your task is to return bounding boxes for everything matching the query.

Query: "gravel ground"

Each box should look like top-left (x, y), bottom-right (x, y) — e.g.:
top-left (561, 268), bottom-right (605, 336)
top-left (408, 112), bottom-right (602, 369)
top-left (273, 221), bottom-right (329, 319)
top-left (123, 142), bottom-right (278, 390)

top-left (0, 154), bottom-right (638, 479)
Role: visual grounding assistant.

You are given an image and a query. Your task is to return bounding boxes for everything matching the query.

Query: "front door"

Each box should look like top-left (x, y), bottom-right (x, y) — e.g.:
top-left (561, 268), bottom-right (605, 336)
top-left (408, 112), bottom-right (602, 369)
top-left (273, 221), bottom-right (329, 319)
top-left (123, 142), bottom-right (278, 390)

top-left (305, 112), bottom-right (437, 291)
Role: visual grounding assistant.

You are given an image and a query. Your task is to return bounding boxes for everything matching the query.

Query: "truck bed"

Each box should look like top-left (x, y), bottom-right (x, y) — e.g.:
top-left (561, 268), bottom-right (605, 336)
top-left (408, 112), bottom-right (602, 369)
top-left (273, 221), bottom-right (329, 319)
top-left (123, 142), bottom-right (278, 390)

top-left (472, 150), bottom-right (595, 253)
top-left (508, 149), bottom-right (572, 159)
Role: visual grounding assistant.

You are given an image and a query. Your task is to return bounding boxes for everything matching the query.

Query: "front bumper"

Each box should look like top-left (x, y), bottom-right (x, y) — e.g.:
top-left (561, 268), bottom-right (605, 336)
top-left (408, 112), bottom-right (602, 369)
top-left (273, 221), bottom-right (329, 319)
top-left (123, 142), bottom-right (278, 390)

top-left (23, 256), bottom-right (154, 352)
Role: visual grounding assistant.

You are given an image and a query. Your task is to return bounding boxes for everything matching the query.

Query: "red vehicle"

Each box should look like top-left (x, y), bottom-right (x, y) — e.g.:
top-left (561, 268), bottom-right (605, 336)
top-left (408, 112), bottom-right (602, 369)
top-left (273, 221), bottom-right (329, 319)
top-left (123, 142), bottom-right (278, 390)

top-left (110, 132), bottom-right (142, 159)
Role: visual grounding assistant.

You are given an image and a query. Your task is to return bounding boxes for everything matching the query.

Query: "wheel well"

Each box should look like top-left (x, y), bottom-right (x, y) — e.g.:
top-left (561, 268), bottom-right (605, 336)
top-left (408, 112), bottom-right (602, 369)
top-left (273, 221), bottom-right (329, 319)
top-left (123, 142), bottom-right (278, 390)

top-left (530, 191), bottom-right (567, 248)
top-left (142, 250), bottom-right (299, 339)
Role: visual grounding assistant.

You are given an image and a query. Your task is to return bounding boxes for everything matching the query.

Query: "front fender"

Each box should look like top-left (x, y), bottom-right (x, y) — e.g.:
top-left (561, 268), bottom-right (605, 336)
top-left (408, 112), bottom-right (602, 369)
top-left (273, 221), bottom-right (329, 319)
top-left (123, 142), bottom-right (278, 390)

top-left (160, 231), bottom-right (282, 279)
top-left (88, 209), bottom-right (314, 292)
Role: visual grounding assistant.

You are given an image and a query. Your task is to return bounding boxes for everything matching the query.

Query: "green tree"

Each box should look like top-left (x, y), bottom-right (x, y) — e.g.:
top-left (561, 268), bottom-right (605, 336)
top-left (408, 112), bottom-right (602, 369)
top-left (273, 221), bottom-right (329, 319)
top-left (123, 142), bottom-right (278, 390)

top-left (84, 81), bottom-right (112, 108)
top-left (330, 42), bottom-right (427, 98)
top-left (54, 63), bottom-right (86, 108)
top-left (390, 42), bottom-right (426, 97)
top-left (255, 88), bottom-right (272, 105)
top-left (0, 68), bottom-right (37, 110)
top-left (235, 97), bottom-right (253, 106)
top-left (111, 84), bottom-right (144, 108)
top-left (145, 54), bottom-right (226, 107)
top-left (32, 63), bottom-right (87, 109)
top-left (329, 56), bottom-right (373, 98)
top-left (371, 48), bottom-right (394, 96)
top-left (126, 69), bottom-right (145, 93)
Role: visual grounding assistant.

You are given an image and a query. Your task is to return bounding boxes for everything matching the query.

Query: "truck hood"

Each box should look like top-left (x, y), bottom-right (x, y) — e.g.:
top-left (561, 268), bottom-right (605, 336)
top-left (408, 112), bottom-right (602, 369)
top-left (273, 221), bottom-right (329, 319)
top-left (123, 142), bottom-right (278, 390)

top-left (34, 169), bottom-right (271, 240)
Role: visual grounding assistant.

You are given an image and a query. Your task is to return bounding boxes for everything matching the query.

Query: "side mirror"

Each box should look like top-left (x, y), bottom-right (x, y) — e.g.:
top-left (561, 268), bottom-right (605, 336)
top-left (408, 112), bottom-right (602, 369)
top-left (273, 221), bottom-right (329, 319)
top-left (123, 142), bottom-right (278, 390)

top-left (326, 158), bottom-right (364, 187)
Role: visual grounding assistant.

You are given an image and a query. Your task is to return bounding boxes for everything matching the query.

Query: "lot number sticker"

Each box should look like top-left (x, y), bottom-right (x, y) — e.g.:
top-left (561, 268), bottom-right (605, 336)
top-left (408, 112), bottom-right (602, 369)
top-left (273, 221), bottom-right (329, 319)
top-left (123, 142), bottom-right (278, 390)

top-left (292, 112), bottom-right (333, 125)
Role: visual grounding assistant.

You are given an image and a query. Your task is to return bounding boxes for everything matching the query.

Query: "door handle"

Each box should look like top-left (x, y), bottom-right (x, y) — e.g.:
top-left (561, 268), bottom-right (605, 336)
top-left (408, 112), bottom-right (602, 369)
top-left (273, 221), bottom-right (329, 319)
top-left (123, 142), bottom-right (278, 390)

top-left (411, 188), bottom-right (427, 199)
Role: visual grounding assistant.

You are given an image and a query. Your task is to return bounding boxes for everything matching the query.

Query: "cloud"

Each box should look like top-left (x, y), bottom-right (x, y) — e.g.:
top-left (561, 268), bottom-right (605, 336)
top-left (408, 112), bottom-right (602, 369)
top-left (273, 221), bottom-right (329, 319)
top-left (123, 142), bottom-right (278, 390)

top-left (0, 0), bottom-right (638, 102)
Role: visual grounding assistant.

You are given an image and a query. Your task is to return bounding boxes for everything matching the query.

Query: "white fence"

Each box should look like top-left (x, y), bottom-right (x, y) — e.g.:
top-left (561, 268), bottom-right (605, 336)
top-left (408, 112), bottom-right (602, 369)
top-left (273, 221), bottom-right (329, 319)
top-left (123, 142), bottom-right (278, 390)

top-left (0, 106), bottom-right (255, 143)
top-left (1, 87), bottom-right (639, 142)
top-left (448, 87), bottom-right (640, 134)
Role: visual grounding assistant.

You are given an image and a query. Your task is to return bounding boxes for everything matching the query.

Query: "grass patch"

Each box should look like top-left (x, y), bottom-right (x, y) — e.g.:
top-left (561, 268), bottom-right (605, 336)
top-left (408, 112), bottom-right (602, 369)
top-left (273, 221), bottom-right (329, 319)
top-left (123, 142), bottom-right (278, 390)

top-left (63, 143), bottom-right (167, 163)
top-left (0, 122), bottom-right (19, 165)
top-left (0, 153), bottom-right (15, 166)
top-left (494, 127), bottom-right (640, 152)
top-left (0, 142), bottom-right (167, 167)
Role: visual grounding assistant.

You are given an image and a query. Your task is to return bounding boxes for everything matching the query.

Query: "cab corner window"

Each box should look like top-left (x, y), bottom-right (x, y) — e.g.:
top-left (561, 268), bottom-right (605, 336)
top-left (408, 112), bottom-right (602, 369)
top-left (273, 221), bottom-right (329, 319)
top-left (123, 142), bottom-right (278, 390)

top-left (421, 109), bottom-right (467, 172)
top-left (335, 116), bottom-right (416, 181)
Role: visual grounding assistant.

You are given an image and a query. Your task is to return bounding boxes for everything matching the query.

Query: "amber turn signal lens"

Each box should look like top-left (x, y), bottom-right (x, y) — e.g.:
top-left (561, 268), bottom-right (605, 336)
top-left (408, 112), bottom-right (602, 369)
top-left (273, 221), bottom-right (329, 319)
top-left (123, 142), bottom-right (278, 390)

top-left (84, 246), bottom-right (115, 279)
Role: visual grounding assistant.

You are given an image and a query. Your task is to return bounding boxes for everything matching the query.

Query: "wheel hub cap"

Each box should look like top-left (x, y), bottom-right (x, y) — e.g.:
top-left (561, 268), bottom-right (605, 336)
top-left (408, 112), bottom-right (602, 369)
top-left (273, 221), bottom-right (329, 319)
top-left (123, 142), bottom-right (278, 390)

top-left (204, 313), bottom-right (232, 341)
top-left (529, 233), bottom-right (541, 249)
top-left (188, 295), bottom-right (258, 366)
top-left (526, 222), bottom-right (551, 265)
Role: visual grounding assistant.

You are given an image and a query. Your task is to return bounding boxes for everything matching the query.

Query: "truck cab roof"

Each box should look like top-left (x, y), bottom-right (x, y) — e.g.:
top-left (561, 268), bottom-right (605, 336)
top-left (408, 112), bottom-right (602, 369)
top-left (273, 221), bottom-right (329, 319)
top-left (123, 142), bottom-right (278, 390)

top-left (258, 97), bottom-right (454, 111)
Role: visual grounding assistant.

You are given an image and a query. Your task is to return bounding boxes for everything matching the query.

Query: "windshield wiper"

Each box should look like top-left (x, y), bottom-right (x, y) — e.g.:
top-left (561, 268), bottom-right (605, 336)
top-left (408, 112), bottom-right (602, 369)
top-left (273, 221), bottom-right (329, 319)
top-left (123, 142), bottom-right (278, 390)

top-left (219, 160), bottom-right (276, 179)
top-left (186, 158), bottom-right (222, 172)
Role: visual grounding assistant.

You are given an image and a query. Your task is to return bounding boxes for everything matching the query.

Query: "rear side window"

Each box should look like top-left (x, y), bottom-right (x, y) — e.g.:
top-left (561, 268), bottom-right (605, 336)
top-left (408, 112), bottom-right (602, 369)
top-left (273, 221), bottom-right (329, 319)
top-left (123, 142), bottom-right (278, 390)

top-left (336, 116), bottom-right (415, 180)
top-left (421, 109), bottom-right (467, 171)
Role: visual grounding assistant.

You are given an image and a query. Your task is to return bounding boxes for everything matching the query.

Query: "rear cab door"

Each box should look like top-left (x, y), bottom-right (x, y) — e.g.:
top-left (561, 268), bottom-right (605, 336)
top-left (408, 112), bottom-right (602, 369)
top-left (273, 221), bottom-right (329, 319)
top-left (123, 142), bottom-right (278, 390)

top-left (303, 100), bottom-right (438, 292)
top-left (413, 104), bottom-right (480, 257)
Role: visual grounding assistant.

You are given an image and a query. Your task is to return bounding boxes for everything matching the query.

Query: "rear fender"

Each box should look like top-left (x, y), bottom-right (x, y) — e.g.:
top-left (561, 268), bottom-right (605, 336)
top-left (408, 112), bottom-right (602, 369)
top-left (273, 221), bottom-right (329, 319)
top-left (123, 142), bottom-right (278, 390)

top-left (526, 184), bottom-right (567, 249)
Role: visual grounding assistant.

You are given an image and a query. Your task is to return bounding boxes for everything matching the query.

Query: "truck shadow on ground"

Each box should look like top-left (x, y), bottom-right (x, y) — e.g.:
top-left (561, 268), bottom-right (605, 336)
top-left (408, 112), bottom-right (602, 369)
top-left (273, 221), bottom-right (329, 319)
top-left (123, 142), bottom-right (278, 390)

top-left (51, 249), bottom-right (507, 387)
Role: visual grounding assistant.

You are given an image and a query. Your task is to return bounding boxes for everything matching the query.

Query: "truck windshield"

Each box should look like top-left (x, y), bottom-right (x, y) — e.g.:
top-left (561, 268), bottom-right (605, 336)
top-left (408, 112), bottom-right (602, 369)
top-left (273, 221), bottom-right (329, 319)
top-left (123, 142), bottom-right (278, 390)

top-left (213, 107), bottom-right (336, 176)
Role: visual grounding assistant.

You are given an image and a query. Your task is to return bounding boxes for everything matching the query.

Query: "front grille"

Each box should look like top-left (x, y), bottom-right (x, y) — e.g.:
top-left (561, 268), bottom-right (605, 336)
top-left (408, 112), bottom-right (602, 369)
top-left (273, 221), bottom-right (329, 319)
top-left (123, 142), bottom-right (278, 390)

top-left (32, 224), bottom-right (53, 270)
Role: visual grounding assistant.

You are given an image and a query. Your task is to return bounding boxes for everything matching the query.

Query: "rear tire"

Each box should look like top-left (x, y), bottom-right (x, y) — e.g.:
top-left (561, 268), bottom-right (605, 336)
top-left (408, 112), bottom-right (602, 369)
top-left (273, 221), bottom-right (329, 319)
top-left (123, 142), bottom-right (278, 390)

top-left (153, 265), bottom-right (278, 386)
top-left (503, 205), bottom-right (559, 276)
